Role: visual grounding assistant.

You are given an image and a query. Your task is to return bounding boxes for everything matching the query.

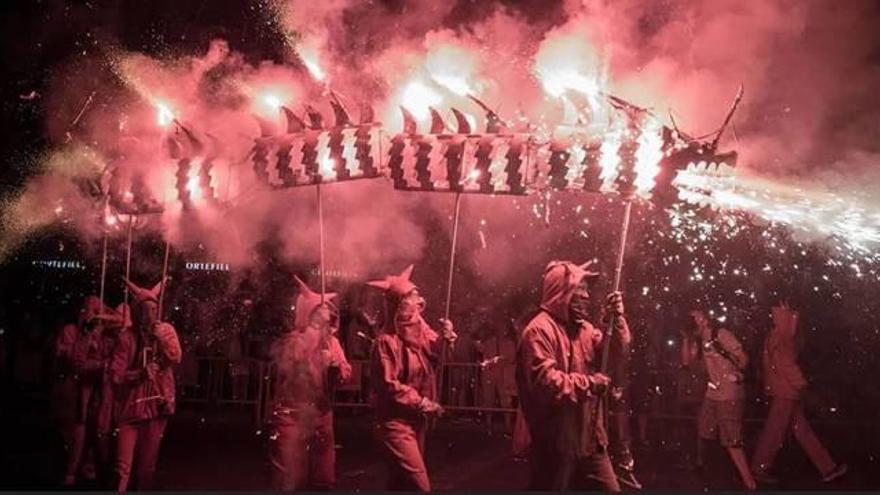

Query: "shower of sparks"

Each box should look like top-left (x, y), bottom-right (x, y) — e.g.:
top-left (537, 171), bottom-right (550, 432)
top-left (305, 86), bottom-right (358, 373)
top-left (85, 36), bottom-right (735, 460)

top-left (674, 163), bottom-right (880, 260)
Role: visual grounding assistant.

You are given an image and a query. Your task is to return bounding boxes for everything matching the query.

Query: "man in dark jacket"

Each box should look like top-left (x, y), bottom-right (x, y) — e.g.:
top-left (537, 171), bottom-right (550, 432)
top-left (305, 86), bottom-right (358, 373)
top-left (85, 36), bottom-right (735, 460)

top-left (111, 278), bottom-right (181, 492)
top-left (750, 301), bottom-right (846, 484)
top-left (368, 264), bottom-right (457, 492)
top-left (268, 276), bottom-right (352, 490)
top-left (515, 260), bottom-right (625, 492)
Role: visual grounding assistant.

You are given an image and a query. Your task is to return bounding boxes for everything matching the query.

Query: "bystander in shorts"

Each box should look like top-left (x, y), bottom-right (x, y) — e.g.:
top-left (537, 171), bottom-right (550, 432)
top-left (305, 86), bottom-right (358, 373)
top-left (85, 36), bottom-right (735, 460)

top-left (698, 398), bottom-right (744, 447)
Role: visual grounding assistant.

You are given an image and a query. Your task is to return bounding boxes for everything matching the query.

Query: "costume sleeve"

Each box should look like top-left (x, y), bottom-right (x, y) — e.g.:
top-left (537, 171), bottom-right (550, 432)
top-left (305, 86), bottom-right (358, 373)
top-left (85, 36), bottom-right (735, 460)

top-left (330, 336), bottom-right (353, 383)
top-left (520, 326), bottom-right (593, 403)
top-left (371, 335), bottom-right (424, 410)
top-left (423, 321), bottom-right (445, 361)
top-left (615, 316), bottom-right (632, 349)
top-left (154, 322), bottom-right (182, 364)
top-left (110, 331), bottom-right (145, 386)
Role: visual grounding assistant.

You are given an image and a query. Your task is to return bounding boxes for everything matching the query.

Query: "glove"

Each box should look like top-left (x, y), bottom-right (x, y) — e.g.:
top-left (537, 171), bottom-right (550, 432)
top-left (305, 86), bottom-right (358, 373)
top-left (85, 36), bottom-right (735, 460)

top-left (153, 323), bottom-right (182, 363)
top-left (605, 292), bottom-right (624, 317)
top-left (439, 318), bottom-right (457, 344)
top-left (587, 373), bottom-right (612, 396)
top-left (419, 397), bottom-right (445, 417)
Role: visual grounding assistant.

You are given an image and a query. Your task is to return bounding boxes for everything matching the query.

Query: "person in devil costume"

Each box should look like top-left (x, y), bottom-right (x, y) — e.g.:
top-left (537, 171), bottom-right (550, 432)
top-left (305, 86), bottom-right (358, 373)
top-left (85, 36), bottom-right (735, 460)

top-left (110, 278), bottom-right (181, 492)
top-left (94, 303), bottom-right (131, 487)
top-left (54, 295), bottom-right (122, 487)
top-left (367, 265), bottom-right (457, 492)
top-left (515, 260), bottom-right (627, 492)
top-left (268, 275), bottom-right (352, 491)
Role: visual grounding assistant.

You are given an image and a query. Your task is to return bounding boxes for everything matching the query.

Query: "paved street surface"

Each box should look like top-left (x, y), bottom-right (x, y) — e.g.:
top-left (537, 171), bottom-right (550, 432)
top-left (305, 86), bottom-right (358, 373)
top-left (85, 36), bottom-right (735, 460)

top-left (2, 397), bottom-right (878, 491)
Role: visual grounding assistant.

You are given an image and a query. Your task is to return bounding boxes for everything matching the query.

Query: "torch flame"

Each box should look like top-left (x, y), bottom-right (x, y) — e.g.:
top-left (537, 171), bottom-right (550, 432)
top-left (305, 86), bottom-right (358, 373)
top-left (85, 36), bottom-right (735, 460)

top-left (400, 80), bottom-right (442, 121)
top-left (425, 40), bottom-right (479, 96)
top-left (156, 102), bottom-right (175, 127)
top-left (186, 161), bottom-right (203, 201)
top-left (261, 93), bottom-right (283, 111)
top-left (299, 45), bottom-right (325, 82)
top-left (533, 32), bottom-right (605, 100)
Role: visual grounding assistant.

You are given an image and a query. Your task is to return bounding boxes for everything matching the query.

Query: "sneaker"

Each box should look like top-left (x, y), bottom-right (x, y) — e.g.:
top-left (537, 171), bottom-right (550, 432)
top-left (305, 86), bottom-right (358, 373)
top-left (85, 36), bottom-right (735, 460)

top-left (821, 464), bottom-right (848, 483)
top-left (753, 471), bottom-right (779, 485)
top-left (617, 470), bottom-right (643, 490)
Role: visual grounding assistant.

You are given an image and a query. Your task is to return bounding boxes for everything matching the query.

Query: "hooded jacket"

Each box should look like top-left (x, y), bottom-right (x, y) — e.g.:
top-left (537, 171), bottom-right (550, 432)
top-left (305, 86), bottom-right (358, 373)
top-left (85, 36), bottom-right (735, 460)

top-left (515, 261), bottom-right (619, 459)
top-left (111, 280), bottom-right (181, 424)
top-left (110, 323), bottom-right (180, 424)
top-left (270, 279), bottom-right (351, 413)
top-left (368, 265), bottom-right (442, 422)
top-left (762, 316), bottom-right (807, 400)
top-left (51, 297), bottom-right (120, 422)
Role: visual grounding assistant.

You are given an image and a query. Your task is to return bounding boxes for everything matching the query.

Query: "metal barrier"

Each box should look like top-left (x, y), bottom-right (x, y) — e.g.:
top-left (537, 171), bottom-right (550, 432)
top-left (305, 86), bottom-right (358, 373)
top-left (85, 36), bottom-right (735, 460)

top-left (177, 355), bottom-right (270, 427)
top-left (178, 356), bottom-right (873, 436)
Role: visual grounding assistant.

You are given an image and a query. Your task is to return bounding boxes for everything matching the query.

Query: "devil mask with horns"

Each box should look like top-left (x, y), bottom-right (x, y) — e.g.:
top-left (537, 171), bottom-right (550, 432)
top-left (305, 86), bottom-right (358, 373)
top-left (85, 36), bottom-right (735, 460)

top-left (540, 260), bottom-right (601, 332)
top-left (123, 277), bottom-right (165, 330)
top-left (123, 276), bottom-right (182, 364)
top-left (292, 275), bottom-right (340, 334)
top-left (367, 265), bottom-right (433, 347)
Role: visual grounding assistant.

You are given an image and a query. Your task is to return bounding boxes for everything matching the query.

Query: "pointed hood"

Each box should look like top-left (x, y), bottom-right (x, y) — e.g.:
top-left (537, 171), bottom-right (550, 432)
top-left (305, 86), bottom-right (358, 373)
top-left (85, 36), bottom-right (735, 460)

top-left (123, 276), bottom-right (165, 304)
top-left (366, 264), bottom-right (417, 298)
top-left (540, 260), bottom-right (599, 323)
top-left (293, 275), bottom-right (338, 329)
top-left (81, 295), bottom-right (104, 321)
top-left (366, 265), bottom-right (433, 346)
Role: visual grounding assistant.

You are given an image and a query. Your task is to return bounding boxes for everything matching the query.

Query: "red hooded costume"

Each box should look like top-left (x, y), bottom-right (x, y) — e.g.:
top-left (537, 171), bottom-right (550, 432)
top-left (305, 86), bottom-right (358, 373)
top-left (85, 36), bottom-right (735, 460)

top-left (268, 275), bottom-right (352, 491)
top-left (110, 277), bottom-right (181, 492)
top-left (515, 260), bottom-right (624, 492)
top-left (54, 296), bottom-right (123, 485)
top-left (368, 265), bottom-right (446, 492)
